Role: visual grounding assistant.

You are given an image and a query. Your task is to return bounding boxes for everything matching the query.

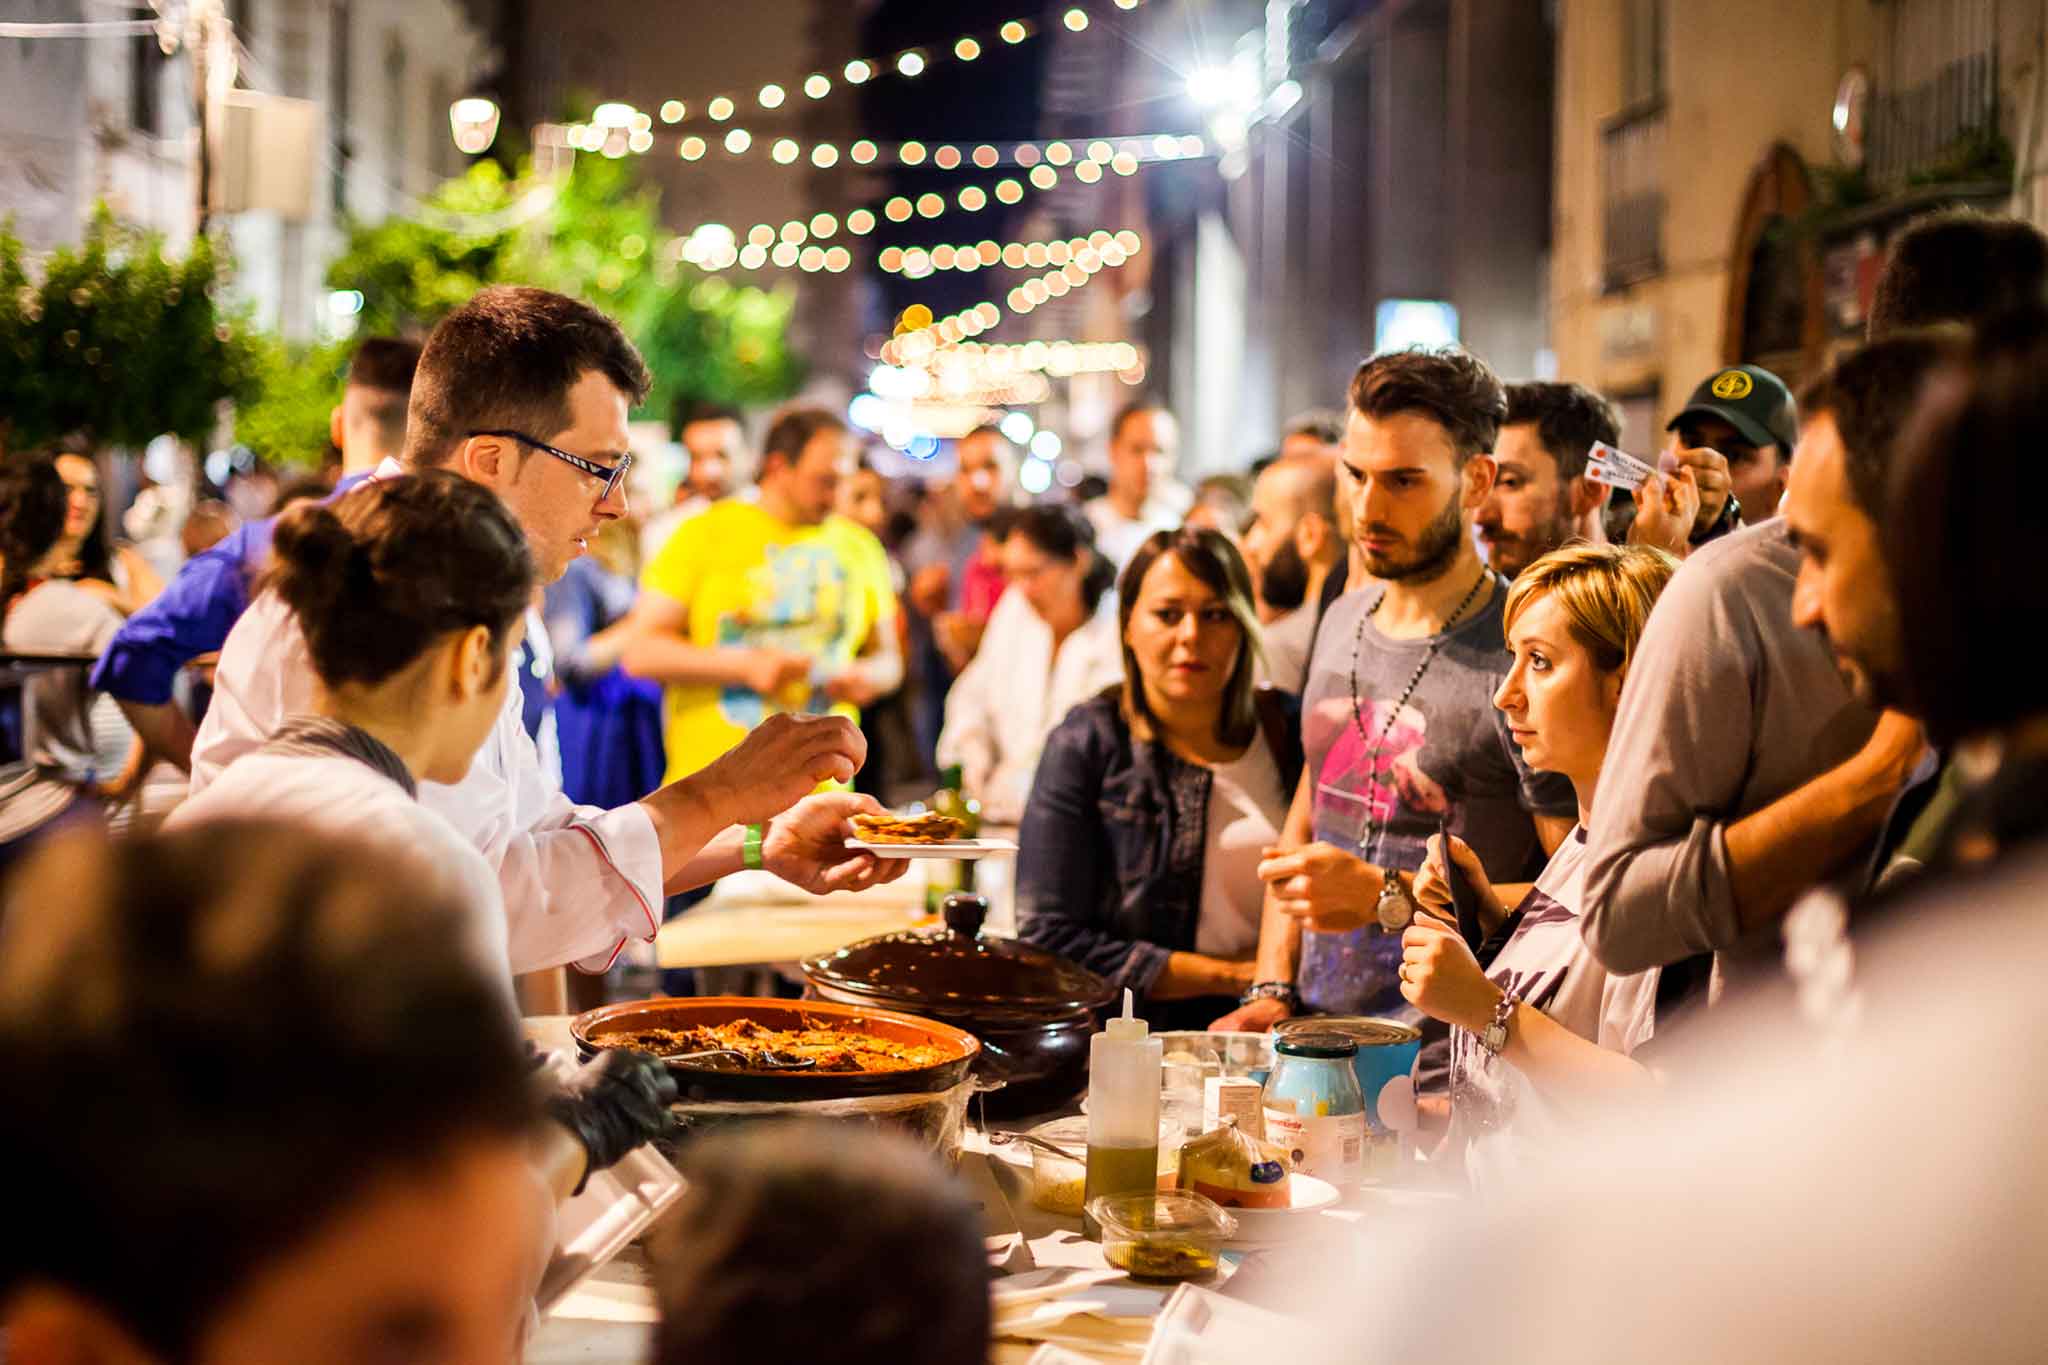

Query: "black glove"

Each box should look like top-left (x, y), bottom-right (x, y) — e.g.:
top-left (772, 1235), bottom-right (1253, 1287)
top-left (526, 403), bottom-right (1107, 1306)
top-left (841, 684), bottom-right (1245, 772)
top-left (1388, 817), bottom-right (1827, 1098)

top-left (544, 1050), bottom-right (679, 1194)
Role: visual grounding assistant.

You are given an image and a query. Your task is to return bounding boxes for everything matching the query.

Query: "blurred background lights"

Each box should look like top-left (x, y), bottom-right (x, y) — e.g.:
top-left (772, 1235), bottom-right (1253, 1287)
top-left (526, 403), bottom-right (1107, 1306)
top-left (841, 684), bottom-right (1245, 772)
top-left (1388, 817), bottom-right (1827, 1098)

top-left (679, 136), bottom-right (706, 160)
top-left (1000, 412), bottom-right (1036, 444)
top-left (805, 74), bottom-right (832, 98)
top-left (897, 51), bottom-right (926, 77)
top-left (448, 97), bottom-right (500, 155)
top-left (659, 100), bottom-right (685, 123)
top-left (723, 128), bottom-right (752, 154)
top-left (758, 83), bottom-right (785, 109)
top-left (1019, 459), bottom-right (1054, 495)
top-left (707, 96), bottom-right (735, 121)
top-left (845, 59), bottom-right (873, 83)
top-left (1030, 430), bottom-right (1063, 459)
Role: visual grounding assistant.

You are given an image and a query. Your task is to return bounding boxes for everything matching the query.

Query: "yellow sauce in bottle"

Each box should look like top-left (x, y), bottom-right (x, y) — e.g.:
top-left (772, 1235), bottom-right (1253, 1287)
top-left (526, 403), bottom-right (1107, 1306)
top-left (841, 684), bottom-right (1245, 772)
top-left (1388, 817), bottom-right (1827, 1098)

top-left (1081, 1141), bottom-right (1158, 1239)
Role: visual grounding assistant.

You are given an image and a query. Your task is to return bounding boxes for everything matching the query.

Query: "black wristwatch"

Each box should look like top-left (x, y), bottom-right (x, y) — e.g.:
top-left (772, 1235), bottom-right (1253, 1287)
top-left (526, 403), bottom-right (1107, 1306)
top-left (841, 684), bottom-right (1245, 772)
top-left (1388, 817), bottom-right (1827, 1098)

top-left (1690, 492), bottom-right (1743, 547)
top-left (1239, 980), bottom-right (1299, 1010)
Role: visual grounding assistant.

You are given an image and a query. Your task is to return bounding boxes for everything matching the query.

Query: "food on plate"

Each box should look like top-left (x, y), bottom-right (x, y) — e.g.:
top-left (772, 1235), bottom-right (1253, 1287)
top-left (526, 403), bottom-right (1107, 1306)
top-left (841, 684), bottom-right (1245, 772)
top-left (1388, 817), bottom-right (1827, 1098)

top-left (593, 1016), bottom-right (950, 1073)
top-left (850, 811), bottom-right (968, 844)
top-left (1176, 1116), bottom-right (1293, 1209)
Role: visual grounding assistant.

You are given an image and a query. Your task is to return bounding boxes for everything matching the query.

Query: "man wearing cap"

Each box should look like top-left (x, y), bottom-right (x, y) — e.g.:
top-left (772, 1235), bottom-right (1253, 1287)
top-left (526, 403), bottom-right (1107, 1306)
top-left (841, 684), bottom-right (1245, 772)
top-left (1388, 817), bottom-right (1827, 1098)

top-left (1666, 363), bottom-right (1800, 532)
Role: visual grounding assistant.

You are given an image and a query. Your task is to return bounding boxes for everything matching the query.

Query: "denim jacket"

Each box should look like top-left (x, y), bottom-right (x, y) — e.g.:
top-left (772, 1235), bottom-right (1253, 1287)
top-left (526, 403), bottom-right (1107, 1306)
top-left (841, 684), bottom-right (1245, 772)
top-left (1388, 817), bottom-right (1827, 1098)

top-left (1015, 687), bottom-right (1303, 1011)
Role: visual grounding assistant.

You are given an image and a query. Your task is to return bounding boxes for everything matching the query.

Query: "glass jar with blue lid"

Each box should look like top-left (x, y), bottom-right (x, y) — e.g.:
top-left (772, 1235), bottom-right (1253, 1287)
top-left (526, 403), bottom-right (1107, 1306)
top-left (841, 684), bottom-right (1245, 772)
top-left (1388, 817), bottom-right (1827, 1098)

top-left (1259, 1033), bottom-right (1366, 1189)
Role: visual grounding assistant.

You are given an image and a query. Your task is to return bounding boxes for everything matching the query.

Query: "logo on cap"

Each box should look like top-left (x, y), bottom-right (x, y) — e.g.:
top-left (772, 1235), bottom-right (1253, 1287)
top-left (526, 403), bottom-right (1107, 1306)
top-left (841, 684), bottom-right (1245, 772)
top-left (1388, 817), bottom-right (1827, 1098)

top-left (1710, 370), bottom-right (1753, 401)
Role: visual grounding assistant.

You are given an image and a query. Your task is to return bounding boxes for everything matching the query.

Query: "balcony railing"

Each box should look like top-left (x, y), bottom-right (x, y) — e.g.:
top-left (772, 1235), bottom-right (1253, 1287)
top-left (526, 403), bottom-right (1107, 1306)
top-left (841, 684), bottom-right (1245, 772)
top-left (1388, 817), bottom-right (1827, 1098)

top-left (1602, 101), bottom-right (1666, 291)
top-left (1868, 47), bottom-right (1999, 185)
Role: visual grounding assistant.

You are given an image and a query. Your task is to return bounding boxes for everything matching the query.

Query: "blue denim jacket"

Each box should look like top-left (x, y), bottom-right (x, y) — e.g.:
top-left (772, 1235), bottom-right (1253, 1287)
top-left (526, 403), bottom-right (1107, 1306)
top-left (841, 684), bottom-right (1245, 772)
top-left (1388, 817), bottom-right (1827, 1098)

top-left (1015, 688), bottom-right (1302, 1014)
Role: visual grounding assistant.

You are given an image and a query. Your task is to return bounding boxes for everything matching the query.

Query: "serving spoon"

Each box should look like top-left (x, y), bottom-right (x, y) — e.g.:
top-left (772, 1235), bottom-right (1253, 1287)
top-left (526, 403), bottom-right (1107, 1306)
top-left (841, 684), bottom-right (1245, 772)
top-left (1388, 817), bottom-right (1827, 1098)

top-left (666, 1047), bottom-right (817, 1071)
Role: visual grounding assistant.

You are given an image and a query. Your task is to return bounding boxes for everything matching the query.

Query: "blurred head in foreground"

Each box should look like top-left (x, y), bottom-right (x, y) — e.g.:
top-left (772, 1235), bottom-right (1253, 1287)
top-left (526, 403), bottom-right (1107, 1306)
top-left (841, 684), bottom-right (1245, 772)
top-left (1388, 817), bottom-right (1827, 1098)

top-left (0, 821), bottom-right (542, 1365)
top-left (651, 1123), bottom-right (990, 1365)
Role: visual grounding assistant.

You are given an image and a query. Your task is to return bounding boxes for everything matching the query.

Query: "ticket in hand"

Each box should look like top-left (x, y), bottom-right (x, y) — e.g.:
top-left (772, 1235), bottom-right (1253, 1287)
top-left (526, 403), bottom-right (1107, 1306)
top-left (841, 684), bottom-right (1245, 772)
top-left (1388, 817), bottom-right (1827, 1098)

top-left (1585, 440), bottom-right (1654, 491)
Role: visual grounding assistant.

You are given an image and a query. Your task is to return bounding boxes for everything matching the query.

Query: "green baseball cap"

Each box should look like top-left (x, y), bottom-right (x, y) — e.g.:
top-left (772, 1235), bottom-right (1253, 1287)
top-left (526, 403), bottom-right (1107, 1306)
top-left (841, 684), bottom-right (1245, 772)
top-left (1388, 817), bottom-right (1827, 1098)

top-left (1667, 363), bottom-right (1799, 453)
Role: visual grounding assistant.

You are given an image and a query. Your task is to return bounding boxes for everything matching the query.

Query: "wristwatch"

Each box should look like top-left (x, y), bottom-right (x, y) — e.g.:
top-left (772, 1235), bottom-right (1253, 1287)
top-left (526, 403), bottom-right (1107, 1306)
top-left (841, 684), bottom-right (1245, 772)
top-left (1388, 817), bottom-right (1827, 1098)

top-left (1479, 989), bottom-right (1516, 1055)
top-left (1239, 980), bottom-right (1299, 1010)
top-left (1375, 872), bottom-right (1419, 932)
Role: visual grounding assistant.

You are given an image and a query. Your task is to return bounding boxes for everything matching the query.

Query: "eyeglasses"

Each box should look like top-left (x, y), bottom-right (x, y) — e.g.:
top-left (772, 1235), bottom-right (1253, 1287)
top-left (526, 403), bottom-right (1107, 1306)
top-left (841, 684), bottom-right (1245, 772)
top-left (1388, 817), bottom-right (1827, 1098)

top-left (469, 430), bottom-right (633, 502)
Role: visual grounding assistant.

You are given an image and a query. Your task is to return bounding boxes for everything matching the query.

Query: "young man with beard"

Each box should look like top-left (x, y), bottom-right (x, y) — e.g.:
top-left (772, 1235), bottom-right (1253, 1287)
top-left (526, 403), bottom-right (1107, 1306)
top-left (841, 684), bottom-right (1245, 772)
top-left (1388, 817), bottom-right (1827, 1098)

top-left (1240, 450), bottom-right (1342, 693)
top-left (1477, 383), bottom-right (1618, 579)
top-left (1215, 349), bottom-right (1576, 1033)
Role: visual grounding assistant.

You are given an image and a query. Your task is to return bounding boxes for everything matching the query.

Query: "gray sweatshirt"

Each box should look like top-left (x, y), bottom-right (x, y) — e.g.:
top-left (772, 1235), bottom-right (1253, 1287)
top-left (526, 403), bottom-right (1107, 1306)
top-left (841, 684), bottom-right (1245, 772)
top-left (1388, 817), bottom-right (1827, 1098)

top-left (1581, 521), bottom-right (1877, 981)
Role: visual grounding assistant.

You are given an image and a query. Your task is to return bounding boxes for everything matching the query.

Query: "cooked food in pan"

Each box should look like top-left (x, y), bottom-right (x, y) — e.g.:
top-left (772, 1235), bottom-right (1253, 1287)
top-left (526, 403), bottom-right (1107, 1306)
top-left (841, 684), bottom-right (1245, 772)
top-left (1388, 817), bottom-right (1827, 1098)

top-left (850, 811), bottom-right (967, 844)
top-left (592, 1016), bottom-right (952, 1073)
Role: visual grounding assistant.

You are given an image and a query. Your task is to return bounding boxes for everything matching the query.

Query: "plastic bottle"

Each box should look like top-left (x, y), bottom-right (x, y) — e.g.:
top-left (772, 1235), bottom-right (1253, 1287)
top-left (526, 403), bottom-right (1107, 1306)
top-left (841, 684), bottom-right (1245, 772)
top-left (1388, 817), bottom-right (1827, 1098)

top-left (1083, 988), bottom-right (1162, 1239)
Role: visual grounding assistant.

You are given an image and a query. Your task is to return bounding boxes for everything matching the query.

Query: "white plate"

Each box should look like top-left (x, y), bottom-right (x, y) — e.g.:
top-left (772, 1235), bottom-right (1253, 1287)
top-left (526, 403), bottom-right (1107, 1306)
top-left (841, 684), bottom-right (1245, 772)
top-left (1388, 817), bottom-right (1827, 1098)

top-left (1212, 1173), bottom-right (1342, 1246)
top-left (844, 837), bottom-right (1018, 859)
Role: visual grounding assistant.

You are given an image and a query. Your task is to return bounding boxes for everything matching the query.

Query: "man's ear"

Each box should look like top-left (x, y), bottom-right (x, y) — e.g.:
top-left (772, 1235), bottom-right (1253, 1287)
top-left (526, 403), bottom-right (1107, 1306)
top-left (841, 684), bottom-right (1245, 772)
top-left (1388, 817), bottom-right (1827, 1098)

top-left (1462, 454), bottom-right (1498, 508)
top-left (1569, 474), bottom-right (1611, 519)
top-left (457, 435), bottom-right (510, 488)
top-left (329, 404), bottom-right (346, 451)
top-left (1295, 511), bottom-right (1331, 561)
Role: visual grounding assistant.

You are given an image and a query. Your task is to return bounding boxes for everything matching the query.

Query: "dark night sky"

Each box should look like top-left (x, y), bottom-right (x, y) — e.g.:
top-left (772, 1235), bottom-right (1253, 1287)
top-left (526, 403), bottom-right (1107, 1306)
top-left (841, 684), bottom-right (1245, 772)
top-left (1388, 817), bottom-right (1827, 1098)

top-left (859, 1), bottom-right (1051, 330)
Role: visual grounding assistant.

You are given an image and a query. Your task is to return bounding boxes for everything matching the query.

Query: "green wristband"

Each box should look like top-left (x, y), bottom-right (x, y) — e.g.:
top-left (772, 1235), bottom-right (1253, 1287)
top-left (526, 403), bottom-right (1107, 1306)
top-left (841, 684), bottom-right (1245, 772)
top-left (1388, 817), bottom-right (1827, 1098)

top-left (742, 822), bottom-right (765, 870)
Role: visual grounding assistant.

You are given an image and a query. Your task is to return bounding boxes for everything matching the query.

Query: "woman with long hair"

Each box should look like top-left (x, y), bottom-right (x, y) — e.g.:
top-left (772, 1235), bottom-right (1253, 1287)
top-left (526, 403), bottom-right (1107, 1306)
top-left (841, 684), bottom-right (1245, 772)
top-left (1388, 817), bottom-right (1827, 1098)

top-left (1015, 527), bottom-right (1300, 1027)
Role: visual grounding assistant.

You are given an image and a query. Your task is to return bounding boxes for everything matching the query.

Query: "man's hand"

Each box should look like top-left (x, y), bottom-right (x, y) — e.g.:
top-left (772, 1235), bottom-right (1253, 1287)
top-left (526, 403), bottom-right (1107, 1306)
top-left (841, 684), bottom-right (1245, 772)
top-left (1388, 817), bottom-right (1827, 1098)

top-left (820, 670), bottom-right (886, 708)
top-left (761, 791), bottom-right (911, 895)
top-left (933, 612), bottom-right (985, 673)
top-left (1664, 443), bottom-right (1732, 534)
top-left (1208, 995), bottom-right (1292, 1033)
top-left (681, 712), bottom-right (866, 828)
top-left (1399, 918), bottom-right (1501, 1032)
top-left (1856, 709), bottom-right (1929, 790)
top-left (1627, 466), bottom-right (1702, 557)
top-left (908, 563), bottom-right (952, 618)
top-left (543, 1050), bottom-right (679, 1194)
top-left (738, 648), bottom-right (814, 698)
top-left (1257, 842), bottom-right (1385, 933)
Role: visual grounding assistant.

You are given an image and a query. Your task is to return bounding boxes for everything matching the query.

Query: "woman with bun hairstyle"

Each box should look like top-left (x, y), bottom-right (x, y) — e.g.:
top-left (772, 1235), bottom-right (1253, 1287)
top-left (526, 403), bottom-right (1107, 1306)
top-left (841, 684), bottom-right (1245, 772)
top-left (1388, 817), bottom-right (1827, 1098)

top-left (166, 470), bottom-right (535, 997)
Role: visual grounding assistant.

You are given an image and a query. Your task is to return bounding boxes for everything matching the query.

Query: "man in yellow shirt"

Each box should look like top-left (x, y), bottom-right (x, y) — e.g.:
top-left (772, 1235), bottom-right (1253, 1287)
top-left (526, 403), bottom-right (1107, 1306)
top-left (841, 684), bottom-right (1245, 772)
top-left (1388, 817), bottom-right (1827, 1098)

top-left (625, 407), bottom-right (901, 785)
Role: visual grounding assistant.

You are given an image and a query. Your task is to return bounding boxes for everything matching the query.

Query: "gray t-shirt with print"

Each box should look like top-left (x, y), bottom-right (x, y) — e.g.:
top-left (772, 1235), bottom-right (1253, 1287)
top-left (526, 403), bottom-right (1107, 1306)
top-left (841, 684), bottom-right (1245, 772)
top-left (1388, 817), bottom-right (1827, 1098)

top-left (1297, 575), bottom-right (1576, 1016)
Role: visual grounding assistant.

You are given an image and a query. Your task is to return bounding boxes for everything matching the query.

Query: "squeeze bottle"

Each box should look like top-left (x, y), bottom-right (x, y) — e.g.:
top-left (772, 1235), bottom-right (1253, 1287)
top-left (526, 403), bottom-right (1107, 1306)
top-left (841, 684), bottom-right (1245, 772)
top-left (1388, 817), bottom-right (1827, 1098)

top-left (1083, 988), bottom-right (1162, 1239)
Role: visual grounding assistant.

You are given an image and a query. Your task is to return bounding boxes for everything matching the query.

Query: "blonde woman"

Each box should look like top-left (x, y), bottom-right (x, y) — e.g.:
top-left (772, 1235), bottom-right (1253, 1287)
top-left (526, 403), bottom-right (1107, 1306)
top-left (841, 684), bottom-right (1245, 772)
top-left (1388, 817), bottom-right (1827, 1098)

top-left (1399, 543), bottom-right (1679, 1170)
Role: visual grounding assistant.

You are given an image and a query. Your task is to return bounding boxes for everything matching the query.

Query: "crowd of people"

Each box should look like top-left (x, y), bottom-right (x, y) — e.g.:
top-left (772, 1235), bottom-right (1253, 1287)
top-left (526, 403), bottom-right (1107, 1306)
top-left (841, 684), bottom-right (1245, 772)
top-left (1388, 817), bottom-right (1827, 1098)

top-left (4, 203), bottom-right (2048, 1359)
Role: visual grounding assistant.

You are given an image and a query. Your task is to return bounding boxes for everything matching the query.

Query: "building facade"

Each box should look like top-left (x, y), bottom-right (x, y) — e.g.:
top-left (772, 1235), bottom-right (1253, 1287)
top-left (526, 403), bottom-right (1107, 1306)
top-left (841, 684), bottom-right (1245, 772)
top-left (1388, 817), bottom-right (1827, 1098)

top-left (0, 0), bottom-right (489, 340)
top-left (1552, 0), bottom-right (2046, 453)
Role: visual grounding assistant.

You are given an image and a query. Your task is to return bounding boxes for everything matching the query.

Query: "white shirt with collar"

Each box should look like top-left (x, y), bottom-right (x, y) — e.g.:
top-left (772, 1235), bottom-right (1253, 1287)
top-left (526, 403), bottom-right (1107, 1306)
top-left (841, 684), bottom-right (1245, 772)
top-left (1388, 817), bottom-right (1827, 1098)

top-left (187, 459), bottom-right (663, 975)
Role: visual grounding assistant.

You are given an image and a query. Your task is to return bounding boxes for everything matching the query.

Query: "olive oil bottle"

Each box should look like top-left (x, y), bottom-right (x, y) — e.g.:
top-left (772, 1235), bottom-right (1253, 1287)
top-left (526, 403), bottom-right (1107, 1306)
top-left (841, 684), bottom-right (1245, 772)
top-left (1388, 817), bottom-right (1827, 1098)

top-left (1082, 989), bottom-right (1161, 1239)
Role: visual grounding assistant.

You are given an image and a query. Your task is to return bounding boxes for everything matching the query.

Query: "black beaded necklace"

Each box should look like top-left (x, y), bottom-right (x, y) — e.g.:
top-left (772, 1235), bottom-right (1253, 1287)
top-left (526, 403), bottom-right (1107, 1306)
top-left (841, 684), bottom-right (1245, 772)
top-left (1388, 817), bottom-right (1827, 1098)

top-left (1345, 563), bottom-right (1493, 857)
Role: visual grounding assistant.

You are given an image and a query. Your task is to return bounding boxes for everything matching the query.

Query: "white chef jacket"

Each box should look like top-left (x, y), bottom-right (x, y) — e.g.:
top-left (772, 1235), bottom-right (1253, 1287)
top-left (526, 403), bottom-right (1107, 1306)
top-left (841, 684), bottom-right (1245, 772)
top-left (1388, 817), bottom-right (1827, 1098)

top-left (166, 749), bottom-right (517, 1008)
top-left (935, 585), bottom-right (1125, 824)
top-left (188, 463), bottom-right (663, 975)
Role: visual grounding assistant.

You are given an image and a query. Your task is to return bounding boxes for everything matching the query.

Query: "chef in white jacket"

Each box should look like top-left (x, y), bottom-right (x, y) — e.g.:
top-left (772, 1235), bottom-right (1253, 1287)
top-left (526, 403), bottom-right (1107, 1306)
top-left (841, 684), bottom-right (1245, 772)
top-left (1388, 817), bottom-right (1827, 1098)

top-left (188, 286), bottom-right (899, 975)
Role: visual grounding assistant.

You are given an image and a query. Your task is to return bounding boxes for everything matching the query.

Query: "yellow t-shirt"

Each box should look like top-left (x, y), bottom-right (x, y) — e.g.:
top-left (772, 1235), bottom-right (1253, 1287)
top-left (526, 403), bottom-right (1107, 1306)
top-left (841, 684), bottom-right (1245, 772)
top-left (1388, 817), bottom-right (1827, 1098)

top-left (640, 499), bottom-right (897, 783)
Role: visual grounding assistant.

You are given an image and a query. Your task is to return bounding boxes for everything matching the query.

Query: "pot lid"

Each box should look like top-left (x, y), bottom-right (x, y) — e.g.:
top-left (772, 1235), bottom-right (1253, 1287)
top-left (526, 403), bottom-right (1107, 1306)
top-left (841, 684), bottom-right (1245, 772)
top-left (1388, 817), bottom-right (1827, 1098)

top-left (802, 893), bottom-right (1116, 1014)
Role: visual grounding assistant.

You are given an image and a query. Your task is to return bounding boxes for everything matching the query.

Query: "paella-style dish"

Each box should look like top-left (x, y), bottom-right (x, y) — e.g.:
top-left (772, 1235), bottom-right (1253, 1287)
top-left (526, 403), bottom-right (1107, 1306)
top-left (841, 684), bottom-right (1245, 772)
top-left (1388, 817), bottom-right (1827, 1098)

top-left (849, 810), bottom-right (967, 844)
top-left (592, 1016), bottom-right (955, 1073)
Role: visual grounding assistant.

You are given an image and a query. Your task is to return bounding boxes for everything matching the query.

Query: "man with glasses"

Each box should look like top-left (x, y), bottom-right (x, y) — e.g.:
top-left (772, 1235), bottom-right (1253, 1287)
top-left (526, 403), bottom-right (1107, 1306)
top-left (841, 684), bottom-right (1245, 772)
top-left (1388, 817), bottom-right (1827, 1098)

top-left (189, 287), bottom-right (897, 981)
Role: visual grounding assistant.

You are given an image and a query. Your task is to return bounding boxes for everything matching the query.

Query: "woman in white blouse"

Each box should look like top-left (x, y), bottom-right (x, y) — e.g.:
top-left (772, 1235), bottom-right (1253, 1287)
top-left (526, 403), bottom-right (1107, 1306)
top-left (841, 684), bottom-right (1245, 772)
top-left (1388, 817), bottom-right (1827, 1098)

top-left (1015, 527), bottom-right (1301, 1029)
top-left (936, 505), bottom-right (1124, 823)
top-left (1400, 542), bottom-right (1681, 1176)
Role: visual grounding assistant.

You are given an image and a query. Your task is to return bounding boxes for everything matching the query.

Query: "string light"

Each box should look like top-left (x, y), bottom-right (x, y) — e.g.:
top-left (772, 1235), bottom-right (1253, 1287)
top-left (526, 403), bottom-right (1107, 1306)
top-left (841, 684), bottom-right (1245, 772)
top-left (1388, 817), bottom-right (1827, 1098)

top-left (772, 138), bottom-right (800, 164)
top-left (805, 73), bottom-right (832, 98)
top-left (852, 140), bottom-right (879, 164)
top-left (934, 146), bottom-right (962, 170)
top-left (956, 37), bottom-right (981, 60)
top-left (1064, 8), bottom-right (1089, 31)
top-left (810, 212), bottom-right (839, 237)
top-left (679, 136), bottom-right (706, 160)
top-left (845, 59), bottom-right (873, 83)
top-left (896, 51), bottom-right (926, 77)
top-left (880, 230), bottom-right (1143, 275)
top-left (724, 128), bottom-right (752, 154)
top-left (660, 100), bottom-right (685, 123)
top-left (708, 96), bottom-right (734, 121)
top-left (812, 143), bottom-right (839, 167)
top-left (847, 209), bottom-right (878, 234)
top-left (1001, 20), bottom-right (1028, 42)
top-left (758, 84), bottom-right (785, 108)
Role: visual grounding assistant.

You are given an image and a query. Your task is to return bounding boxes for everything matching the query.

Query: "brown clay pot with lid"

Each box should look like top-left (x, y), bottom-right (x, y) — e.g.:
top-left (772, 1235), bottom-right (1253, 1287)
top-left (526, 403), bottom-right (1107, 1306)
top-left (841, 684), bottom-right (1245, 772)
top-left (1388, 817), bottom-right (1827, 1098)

top-left (802, 893), bottom-right (1116, 1117)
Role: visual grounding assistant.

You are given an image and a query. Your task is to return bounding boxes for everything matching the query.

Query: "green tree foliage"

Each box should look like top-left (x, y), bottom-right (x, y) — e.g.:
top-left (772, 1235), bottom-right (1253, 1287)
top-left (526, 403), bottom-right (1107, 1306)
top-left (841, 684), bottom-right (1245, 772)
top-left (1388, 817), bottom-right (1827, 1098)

top-left (232, 336), bottom-right (352, 469)
top-left (324, 154), bottom-right (803, 430)
top-left (0, 208), bottom-right (259, 452)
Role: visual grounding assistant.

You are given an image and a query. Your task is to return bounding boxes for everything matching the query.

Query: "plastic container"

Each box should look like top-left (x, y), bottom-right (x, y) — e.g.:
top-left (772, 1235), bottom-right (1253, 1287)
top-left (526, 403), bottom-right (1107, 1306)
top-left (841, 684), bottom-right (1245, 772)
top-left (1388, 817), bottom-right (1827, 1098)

top-left (1027, 1115), bottom-right (1185, 1216)
top-left (1260, 1033), bottom-right (1367, 1190)
top-left (1086, 1190), bottom-right (1237, 1282)
top-left (1084, 989), bottom-right (1162, 1237)
top-left (1272, 1016), bottom-right (1419, 1132)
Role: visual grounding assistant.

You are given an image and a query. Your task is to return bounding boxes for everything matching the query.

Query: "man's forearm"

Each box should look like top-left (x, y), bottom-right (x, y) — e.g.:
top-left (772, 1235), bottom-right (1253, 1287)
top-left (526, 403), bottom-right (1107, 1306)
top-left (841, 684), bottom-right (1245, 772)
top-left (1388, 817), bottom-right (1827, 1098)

top-left (116, 699), bottom-right (195, 773)
top-left (1724, 750), bottom-right (1902, 932)
top-left (620, 630), bottom-right (754, 689)
top-left (637, 781), bottom-right (744, 889)
top-left (1251, 897), bottom-right (1301, 981)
